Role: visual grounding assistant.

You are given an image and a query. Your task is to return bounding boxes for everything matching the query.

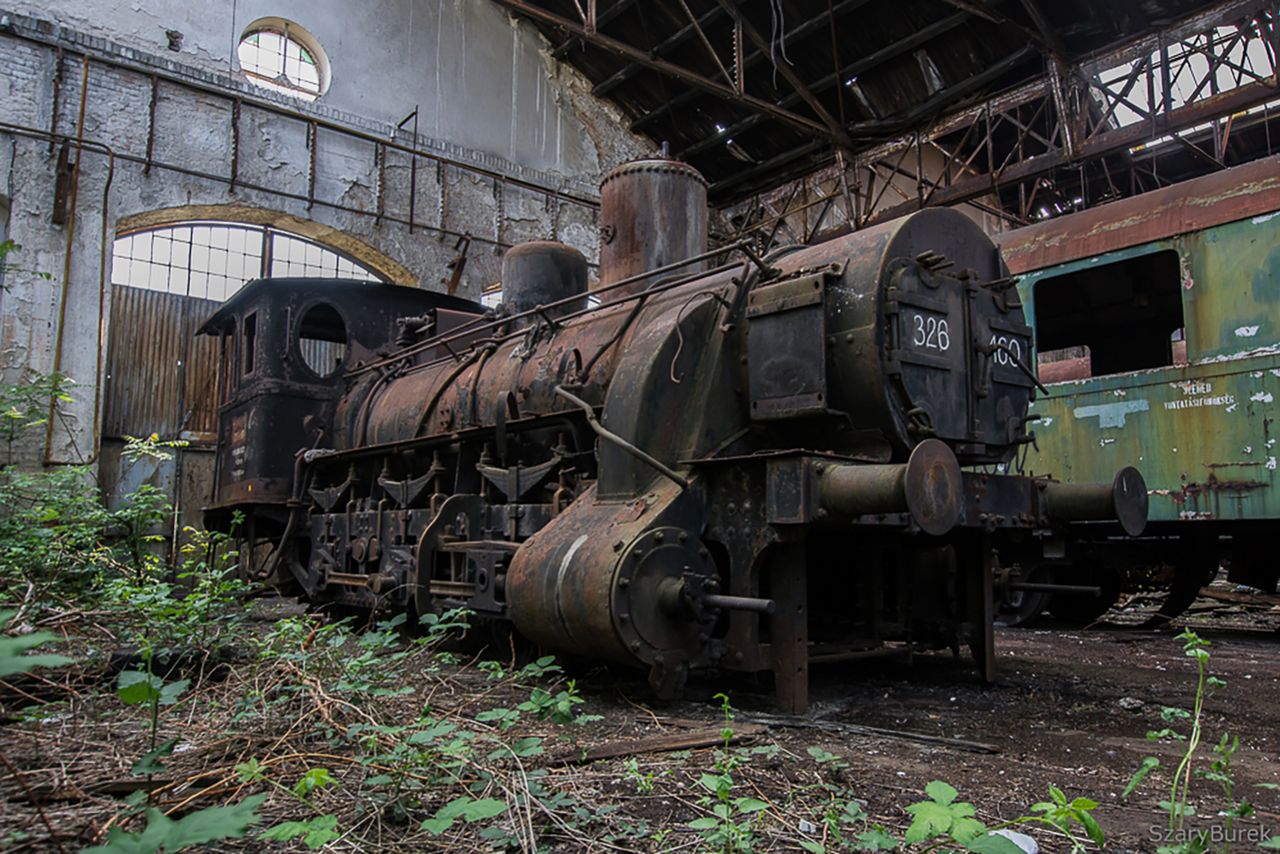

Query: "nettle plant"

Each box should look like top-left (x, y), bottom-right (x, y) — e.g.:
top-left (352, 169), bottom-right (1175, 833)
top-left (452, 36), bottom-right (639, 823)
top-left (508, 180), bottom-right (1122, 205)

top-left (0, 386), bottom-right (181, 613)
top-left (1124, 630), bottom-right (1280, 854)
top-left (232, 609), bottom-right (609, 848)
top-left (686, 693), bottom-right (770, 852)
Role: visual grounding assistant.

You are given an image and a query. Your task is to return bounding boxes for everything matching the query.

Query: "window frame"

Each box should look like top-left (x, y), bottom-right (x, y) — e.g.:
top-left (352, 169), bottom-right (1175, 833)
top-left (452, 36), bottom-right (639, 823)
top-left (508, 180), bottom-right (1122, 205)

top-left (236, 19), bottom-right (330, 101)
top-left (1024, 241), bottom-right (1189, 381)
top-left (111, 221), bottom-right (386, 302)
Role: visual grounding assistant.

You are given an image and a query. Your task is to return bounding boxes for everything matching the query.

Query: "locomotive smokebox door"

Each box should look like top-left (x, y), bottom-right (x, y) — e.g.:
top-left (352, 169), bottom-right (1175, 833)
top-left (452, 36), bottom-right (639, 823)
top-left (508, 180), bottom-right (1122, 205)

top-left (882, 257), bottom-right (971, 443)
top-left (747, 271), bottom-right (833, 419)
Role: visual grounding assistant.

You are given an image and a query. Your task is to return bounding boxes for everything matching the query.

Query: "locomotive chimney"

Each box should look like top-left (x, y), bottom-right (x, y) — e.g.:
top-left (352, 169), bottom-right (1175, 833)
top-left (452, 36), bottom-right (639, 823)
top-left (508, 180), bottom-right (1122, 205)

top-left (597, 157), bottom-right (708, 297)
top-left (500, 241), bottom-right (588, 325)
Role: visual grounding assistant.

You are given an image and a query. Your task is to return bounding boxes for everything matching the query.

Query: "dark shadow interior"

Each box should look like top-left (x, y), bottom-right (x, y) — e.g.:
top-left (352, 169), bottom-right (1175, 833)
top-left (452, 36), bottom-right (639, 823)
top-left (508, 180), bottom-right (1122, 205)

top-left (1033, 249), bottom-right (1184, 376)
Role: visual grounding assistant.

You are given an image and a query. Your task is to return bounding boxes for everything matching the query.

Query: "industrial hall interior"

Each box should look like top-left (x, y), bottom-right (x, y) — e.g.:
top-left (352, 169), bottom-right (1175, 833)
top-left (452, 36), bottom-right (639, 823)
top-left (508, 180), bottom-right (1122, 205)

top-left (1, 0), bottom-right (1279, 852)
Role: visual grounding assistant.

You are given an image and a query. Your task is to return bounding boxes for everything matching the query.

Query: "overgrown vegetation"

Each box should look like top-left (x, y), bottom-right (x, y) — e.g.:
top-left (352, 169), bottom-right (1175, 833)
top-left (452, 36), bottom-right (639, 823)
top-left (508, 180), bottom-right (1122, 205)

top-left (1123, 630), bottom-right (1280, 853)
top-left (0, 363), bottom-right (1277, 852)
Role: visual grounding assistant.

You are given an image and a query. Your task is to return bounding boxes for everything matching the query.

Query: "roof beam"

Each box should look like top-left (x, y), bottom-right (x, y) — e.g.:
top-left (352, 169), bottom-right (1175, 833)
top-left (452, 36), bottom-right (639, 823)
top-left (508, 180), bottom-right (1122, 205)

top-left (712, 0), bottom-right (854, 149)
top-left (592, 4), bottom-right (727, 96)
top-left (677, 12), bottom-right (970, 159)
top-left (1018, 0), bottom-right (1067, 55)
top-left (708, 45), bottom-right (1039, 197)
top-left (631, 0), bottom-right (877, 132)
top-left (674, 0), bottom-right (735, 87)
top-left (493, 0), bottom-right (832, 138)
top-left (551, 0), bottom-right (638, 58)
top-left (865, 76), bottom-right (1277, 225)
top-left (938, 0), bottom-right (1057, 53)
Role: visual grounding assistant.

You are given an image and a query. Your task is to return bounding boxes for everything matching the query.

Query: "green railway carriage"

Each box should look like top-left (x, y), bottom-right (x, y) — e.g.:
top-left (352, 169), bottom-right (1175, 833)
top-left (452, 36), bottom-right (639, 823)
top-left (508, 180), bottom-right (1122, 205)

top-left (995, 154), bottom-right (1280, 619)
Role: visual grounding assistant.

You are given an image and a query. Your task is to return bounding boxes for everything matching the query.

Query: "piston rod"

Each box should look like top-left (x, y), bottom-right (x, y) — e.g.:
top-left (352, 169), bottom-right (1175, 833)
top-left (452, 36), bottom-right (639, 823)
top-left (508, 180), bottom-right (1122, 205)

top-left (703, 593), bottom-right (777, 614)
top-left (1009, 582), bottom-right (1102, 596)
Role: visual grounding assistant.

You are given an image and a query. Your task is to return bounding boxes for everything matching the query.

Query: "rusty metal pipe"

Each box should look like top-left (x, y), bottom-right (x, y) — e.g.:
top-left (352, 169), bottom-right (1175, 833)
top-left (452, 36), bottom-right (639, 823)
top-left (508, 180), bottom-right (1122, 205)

top-left (44, 56), bottom-right (90, 464)
top-left (352, 240), bottom-right (751, 376)
top-left (819, 439), bottom-right (963, 536)
top-left (1041, 466), bottom-right (1147, 537)
top-left (555, 387), bottom-right (689, 489)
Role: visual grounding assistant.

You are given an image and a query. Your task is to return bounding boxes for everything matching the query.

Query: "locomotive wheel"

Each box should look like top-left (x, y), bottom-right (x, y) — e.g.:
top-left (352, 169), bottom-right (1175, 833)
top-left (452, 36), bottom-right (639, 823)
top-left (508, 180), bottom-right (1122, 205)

top-left (1047, 562), bottom-right (1120, 624)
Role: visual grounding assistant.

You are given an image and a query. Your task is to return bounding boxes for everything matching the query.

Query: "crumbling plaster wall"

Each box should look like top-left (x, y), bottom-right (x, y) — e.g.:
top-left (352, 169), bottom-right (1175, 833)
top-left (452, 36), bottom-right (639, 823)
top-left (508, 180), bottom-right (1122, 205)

top-left (0, 1), bottom-right (651, 467)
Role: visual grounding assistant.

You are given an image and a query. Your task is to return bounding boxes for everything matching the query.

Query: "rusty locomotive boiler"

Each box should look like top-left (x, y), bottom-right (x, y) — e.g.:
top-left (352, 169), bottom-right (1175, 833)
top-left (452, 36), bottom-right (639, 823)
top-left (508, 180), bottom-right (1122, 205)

top-left (200, 158), bottom-right (1148, 712)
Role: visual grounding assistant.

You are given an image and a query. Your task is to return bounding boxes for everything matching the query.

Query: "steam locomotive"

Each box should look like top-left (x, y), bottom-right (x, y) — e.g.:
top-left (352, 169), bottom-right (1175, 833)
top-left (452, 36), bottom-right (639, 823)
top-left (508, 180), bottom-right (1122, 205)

top-left (199, 158), bottom-right (1146, 712)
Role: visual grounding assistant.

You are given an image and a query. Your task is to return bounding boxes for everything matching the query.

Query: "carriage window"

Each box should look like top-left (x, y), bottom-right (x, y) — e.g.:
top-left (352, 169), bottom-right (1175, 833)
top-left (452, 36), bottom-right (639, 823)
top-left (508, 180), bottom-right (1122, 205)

top-left (297, 303), bottom-right (347, 378)
top-left (242, 312), bottom-right (257, 376)
top-left (1033, 250), bottom-right (1184, 377)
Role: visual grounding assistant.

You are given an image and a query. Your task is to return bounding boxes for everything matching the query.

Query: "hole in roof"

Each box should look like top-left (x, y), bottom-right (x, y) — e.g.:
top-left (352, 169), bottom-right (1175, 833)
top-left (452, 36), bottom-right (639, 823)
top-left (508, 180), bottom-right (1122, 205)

top-left (1091, 18), bottom-right (1279, 152)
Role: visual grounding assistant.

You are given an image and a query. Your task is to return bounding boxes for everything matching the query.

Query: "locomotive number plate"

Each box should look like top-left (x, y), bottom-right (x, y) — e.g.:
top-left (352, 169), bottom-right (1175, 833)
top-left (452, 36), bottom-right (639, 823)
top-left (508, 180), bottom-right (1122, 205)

top-left (906, 310), bottom-right (952, 354)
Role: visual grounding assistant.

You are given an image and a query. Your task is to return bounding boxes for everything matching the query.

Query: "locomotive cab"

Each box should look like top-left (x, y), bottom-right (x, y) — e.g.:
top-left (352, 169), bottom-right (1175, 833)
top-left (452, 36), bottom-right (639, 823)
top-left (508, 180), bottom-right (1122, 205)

top-left (198, 278), bottom-right (484, 533)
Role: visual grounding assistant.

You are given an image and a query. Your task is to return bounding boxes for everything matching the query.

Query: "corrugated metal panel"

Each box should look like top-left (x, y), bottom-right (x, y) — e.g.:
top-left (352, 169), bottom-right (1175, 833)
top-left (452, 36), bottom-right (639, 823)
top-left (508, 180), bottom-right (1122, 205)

top-left (104, 286), bottom-right (221, 443)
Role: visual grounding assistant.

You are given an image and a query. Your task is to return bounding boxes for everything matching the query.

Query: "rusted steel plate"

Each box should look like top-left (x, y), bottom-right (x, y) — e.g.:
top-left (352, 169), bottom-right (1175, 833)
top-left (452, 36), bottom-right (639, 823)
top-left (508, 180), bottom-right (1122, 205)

top-left (996, 154), bottom-right (1280, 275)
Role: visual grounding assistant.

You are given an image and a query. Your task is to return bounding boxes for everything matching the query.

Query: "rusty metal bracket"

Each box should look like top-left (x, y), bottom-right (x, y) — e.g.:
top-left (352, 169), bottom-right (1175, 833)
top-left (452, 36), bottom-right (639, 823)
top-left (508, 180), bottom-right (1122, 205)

top-left (305, 119), bottom-right (317, 210)
top-left (444, 233), bottom-right (472, 296)
top-left (230, 97), bottom-right (241, 192)
top-left (144, 74), bottom-right (158, 175)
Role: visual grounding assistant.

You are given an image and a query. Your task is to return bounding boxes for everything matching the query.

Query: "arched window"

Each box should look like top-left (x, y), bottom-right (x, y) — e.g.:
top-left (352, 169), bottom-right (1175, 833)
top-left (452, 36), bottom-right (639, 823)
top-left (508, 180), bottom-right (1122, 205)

top-left (237, 20), bottom-right (328, 101)
top-left (111, 222), bottom-right (384, 302)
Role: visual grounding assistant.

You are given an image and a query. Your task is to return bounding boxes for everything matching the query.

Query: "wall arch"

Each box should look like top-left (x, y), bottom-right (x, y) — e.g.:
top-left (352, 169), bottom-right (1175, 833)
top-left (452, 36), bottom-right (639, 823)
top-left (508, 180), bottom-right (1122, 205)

top-left (115, 204), bottom-right (417, 285)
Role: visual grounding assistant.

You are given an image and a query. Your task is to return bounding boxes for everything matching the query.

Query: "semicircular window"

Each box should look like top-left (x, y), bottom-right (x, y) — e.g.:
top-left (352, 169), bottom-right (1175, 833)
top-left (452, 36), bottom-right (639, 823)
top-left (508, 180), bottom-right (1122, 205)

top-left (111, 221), bottom-right (385, 302)
top-left (237, 22), bottom-right (328, 101)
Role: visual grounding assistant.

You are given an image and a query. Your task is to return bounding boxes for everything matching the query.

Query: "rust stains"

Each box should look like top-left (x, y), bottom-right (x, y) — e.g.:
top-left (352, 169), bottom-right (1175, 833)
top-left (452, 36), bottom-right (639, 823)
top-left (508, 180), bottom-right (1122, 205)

top-left (997, 154), bottom-right (1280, 274)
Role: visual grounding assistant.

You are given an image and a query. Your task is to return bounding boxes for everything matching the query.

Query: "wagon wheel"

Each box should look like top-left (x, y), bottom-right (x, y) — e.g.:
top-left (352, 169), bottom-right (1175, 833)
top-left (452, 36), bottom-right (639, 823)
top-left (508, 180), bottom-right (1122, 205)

top-left (995, 564), bottom-right (1054, 627)
top-left (236, 534), bottom-right (305, 593)
top-left (1141, 538), bottom-right (1220, 628)
top-left (1047, 560), bottom-right (1120, 624)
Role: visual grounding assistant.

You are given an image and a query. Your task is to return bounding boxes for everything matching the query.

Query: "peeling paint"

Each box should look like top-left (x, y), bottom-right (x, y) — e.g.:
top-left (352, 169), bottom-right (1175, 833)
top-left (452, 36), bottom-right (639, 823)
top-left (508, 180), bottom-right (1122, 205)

top-left (1235, 325), bottom-right (1261, 337)
top-left (1099, 437), bottom-right (1116, 446)
top-left (1252, 212), bottom-right (1280, 224)
top-left (1243, 445), bottom-right (1253, 454)
top-left (1251, 391), bottom-right (1275, 403)
top-left (1074, 399), bottom-right (1150, 428)
top-left (1269, 457), bottom-right (1279, 471)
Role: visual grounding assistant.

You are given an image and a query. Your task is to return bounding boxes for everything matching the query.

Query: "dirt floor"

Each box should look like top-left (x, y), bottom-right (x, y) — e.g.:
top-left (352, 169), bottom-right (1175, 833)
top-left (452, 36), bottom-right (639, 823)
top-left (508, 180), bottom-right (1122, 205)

top-left (2, 594), bottom-right (1278, 852)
